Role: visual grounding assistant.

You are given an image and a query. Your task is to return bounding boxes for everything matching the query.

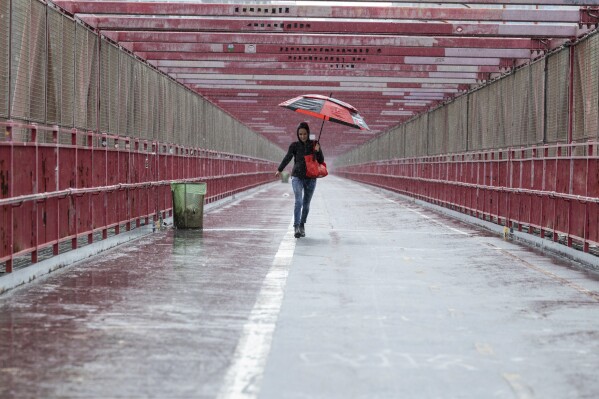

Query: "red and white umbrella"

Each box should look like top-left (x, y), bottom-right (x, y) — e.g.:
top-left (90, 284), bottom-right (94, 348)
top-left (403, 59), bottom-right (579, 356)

top-left (279, 94), bottom-right (369, 141)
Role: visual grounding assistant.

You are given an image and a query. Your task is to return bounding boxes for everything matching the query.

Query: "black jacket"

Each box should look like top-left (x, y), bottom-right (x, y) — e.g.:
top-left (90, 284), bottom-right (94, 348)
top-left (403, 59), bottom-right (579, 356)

top-left (277, 140), bottom-right (325, 179)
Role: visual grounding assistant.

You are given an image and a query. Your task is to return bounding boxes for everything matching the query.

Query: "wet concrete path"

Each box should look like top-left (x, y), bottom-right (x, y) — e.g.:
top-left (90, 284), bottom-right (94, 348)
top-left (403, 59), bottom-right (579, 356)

top-left (1, 176), bottom-right (599, 398)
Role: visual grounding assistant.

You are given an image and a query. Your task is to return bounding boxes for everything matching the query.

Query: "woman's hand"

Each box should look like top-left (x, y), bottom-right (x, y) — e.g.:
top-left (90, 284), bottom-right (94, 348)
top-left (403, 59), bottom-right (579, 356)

top-left (314, 143), bottom-right (321, 152)
top-left (275, 170), bottom-right (280, 177)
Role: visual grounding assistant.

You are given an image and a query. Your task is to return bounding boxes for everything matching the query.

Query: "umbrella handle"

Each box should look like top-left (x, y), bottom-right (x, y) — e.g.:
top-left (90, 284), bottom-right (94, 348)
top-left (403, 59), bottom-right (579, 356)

top-left (316, 92), bottom-right (332, 143)
top-left (317, 118), bottom-right (325, 143)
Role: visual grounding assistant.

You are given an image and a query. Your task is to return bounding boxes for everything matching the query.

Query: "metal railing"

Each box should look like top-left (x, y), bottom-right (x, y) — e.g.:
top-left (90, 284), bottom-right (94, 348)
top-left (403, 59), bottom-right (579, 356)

top-left (337, 141), bottom-right (599, 256)
top-left (0, 121), bottom-right (279, 272)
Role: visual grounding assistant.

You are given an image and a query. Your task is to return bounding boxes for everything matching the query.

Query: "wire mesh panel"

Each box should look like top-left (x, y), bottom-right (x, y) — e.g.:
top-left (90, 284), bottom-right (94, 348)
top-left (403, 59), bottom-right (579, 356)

top-left (468, 89), bottom-right (485, 151)
top-left (156, 75), bottom-right (165, 141)
top-left (404, 120), bottom-right (416, 158)
top-left (10, 0), bottom-right (46, 122)
top-left (174, 80), bottom-right (183, 144)
top-left (99, 39), bottom-right (119, 134)
top-left (189, 97), bottom-right (197, 150)
top-left (512, 68), bottom-right (527, 146)
top-left (573, 33), bottom-right (599, 141)
top-left (182, 91), bottom-right (191, 147)
top-left (60, 17), bottom-right (75, 128)
top-left (0, 0), bottom-right (9, 118)
top-left (29, 0), bottom-right (45, 123)
top-left (47, 8), bottom-right (64, 125)
top-left (224, 117), bottom-right (234, 153)
top-left (375, 132), bottom-right (387, 160)
top-left (139, 64), bottom-right (150, 140)
top-left (508, 67), bottom-right (536, 146)
top-left (486, 78), bottom-right (509, 150)
top-left (204, 105), bottom-right (215, 150)
top-left (132, 61), bottom-right (142, 138)
top-left (126, 57), bottom-right (137, 137)
top-left (11, 0), bottom-right (29, 120)
top-left (447, 96), bottom-right (468, 154)
top-left (118, 52), bottom-right (132, 137)
top-left (529, 60), bottom-right (546, 146)
top-left (191, 96), bottom-right (202, 148)
top-left (428, 106), bottom-right (448, 156)
top-left (164, 79), bottom-right (175, 143)
top-left (391, 125), bottom-right (406, 158)
top-left (545, 49), bottom-right (570, 144)
top-left (388, 127), bottom-right (398, 159)
top-left (397, 125), bottom-right (406, 159)
top-left (74, 24), bottom-right (97, 130)
top-left (147, 67), bottom-right (160, 141)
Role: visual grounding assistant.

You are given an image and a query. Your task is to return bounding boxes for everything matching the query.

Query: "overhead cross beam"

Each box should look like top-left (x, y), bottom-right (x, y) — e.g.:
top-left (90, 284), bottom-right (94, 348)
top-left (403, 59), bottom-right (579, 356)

top-left (56, 2), bottom-right (588, 23)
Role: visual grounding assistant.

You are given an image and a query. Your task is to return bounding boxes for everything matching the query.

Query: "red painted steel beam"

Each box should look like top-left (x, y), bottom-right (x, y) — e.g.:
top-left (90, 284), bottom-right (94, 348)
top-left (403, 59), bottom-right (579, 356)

top-left (137, 51), bottom-right (509, 67)
top-left (190, 85), bottom-right (462, 95)
top-left (195, 88), bottom-right (466, 96)
top-left (580, 7), bottom-right (599, 27)
top-left (158, 65), bottom-right (502, 74)
top-left (192, 81), bottom-right (465, 89)
top-left (82, 16), bottom-right (582, 38)
top-left (190, 84), bottom-right (468, 94)
top-left (129, 42), bottom-right (534, 59)
top-left (103, 31), bottom-right (549, 50)
top-left (54, 2), bottom-right (583, 23)
top-left (175, 72), bottom-right (480, 81)
top-left (193, 91), bottom-right (466, 103)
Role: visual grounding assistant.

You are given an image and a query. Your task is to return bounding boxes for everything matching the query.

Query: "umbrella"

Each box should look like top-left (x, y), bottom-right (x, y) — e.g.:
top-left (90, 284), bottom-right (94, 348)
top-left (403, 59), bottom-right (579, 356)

top-left (278, 94), bottom-right (369, 142)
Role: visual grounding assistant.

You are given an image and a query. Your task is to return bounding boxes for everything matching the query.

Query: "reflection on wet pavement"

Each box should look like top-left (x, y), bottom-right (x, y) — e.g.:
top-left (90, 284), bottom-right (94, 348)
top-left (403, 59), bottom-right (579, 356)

top-left (0, 183), bottom-right (293, 398)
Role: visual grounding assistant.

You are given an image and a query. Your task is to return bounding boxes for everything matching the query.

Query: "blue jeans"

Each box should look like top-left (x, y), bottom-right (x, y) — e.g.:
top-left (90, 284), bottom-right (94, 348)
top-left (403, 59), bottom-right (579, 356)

top-left (291, 177), bottom-right (317, 226)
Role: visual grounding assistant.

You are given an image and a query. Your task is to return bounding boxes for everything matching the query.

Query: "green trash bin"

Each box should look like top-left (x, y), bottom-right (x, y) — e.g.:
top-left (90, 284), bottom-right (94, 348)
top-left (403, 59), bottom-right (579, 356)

top-left (171, 182), bottom-right (207, 229)
top-left (280, 171), bottom-right (290, 183)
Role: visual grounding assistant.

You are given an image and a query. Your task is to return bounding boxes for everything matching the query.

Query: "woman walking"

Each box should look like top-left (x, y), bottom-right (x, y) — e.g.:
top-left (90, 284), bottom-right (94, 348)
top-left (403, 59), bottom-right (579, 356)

top-left (275, 121), bottom-right (325, 238)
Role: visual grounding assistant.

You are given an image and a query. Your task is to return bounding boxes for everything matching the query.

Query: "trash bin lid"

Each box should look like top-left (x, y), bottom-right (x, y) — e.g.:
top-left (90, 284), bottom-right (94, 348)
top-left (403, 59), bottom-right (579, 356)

top-left (171, 182), bottom-right (207, 195)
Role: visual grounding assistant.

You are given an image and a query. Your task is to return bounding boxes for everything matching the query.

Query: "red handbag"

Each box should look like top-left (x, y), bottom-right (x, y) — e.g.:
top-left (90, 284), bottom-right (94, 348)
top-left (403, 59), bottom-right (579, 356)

top-left (304, 153), bottom-right (328, 178)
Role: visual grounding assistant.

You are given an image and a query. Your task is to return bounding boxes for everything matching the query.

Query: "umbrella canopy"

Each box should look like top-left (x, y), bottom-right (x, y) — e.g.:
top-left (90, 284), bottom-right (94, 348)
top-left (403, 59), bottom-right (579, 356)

top-left (279, 94), bottom-right (370, 133)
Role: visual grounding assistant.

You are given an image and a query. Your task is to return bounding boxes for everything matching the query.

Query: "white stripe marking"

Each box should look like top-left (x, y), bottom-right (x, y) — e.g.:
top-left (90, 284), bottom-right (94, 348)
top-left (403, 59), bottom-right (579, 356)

top-left (379, 195), bottom-right (469, 236)
top-left (217, 222), bottom-right (297, 399)
top-left (502, 373), bottom-right (534, 399)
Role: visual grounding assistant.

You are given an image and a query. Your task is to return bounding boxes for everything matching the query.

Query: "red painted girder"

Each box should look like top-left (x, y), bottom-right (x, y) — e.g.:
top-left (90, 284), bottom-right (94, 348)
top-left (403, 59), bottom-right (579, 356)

top-left (53, 1), bottom-right (582, 23)
top-left (194, 93), bottom-right (467, 103)
top-left (221, 104), bottom-right (438, 113)
top-left (174, 71), bottom-right (479, 80)
top-left (194, 89), bottom-right (466, 97)
top-left (237, 104), bottom-right (435, 112)
top-left (188, 84), bottom-right (464, 95)
top-left (185, 77), bottom-right (466, 91)
top-left (83, 16), bottom-right (580, 37)
top-left (194, 92), bottom-right (463, 102)
top-left (129, 42), bottom-right (533, 59)
top-left (184, 80), bottom-right (475, 89)
top-left (228, 108), bottom-right (435, 116)
top-left (158, 65), bottom-right (502, 74)
top-left (139, 52), bottom-right (506, 66)
top-left (179, 74), bottom-right (472, 84)
top-left (103, 31), bottom-right (547, 50)
top-left (157, 61), bottom-right (502, 77)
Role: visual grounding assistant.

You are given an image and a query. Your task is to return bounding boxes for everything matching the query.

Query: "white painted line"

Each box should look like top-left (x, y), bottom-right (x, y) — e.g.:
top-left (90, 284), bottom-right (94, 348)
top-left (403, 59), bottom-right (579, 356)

top-left (475, 342), bottom-right (495, 355)
top-left (379, 194), bottom-right (470, 236)
top-left (201, 228), bottom-right (288, 232)
top-left (217, 222), bottom-right (297, 399)
top-left (502, 373), bottom-right (534, 399)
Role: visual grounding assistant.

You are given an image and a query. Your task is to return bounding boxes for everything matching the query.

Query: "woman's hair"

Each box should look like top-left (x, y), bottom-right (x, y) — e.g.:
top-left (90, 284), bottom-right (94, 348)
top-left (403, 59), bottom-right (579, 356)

top-left (296, 121), bottom-right (310, 136)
